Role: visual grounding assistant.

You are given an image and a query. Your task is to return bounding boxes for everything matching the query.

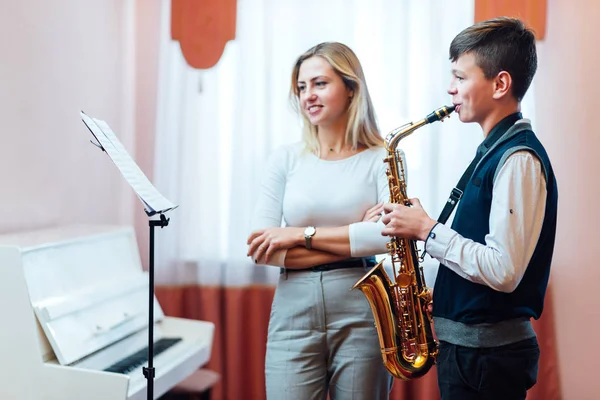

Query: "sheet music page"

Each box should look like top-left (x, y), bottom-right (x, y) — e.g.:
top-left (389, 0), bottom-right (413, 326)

top-left (80, 111), bottom-right (178, 215)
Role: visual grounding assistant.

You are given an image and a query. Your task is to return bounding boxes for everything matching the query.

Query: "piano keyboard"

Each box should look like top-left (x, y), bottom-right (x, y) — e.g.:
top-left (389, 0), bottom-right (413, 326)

top-left (104, 337), bottom-right (183, 374)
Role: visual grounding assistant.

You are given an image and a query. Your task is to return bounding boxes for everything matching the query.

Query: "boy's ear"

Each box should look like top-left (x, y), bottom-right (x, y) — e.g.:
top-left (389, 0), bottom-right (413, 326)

top-left (492, 71), bottom-right (512, 99)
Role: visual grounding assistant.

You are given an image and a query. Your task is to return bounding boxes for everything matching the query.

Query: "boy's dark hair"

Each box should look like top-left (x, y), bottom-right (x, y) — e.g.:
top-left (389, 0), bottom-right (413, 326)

top-left (450, 17), bottom-right (537, 102)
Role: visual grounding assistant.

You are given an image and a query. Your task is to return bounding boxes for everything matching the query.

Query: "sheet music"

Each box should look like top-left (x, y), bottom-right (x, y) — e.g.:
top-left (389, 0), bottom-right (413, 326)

top-left (80, 111), bottom-right (178, 215)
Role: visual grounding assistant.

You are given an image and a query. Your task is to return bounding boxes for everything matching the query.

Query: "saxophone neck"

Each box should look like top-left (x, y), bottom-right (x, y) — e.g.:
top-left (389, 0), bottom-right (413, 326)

top-left (385, 119), bottom-right (427, 151)
top-left (385, 105), bottom-right (456, 151)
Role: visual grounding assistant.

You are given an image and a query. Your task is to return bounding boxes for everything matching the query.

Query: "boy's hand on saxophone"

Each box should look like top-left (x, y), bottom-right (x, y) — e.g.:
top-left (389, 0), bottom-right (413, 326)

top-left (380, 198), bottom-right (437, 241)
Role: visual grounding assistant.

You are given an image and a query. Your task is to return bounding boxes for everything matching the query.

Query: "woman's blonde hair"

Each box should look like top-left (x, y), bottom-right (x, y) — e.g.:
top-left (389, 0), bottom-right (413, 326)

top-left (290, 42), bottom-right (383, 153)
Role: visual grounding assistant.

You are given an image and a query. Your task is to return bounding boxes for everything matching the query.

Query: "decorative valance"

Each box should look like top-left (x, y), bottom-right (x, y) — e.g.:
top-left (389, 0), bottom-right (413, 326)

top-left (475, 0), bottom-right (547, 40)
top-left (171, 0), bottom-right (237, 69)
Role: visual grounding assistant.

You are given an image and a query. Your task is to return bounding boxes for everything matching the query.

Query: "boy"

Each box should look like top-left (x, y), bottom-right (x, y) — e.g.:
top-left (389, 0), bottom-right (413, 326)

top-left (381, 17), bottom-right (558, 399)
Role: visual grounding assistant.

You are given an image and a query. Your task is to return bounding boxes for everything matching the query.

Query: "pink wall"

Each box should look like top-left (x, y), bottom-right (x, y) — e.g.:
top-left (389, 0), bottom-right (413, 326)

top-left (0, 0), bottom-right (137, 233)
top-left (535, 1), bottom-right (600, 398)
top-left (0, 0), bottom-right (162, 249)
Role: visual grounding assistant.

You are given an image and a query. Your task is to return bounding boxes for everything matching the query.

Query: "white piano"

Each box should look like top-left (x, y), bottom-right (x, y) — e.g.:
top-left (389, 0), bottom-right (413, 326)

top-left (0, 225), bottom-right (214, 400)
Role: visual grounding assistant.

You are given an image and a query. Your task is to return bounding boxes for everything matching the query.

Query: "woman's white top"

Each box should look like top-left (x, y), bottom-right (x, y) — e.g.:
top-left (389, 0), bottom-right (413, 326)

top-left (250, 142), bottom-right (393, 264)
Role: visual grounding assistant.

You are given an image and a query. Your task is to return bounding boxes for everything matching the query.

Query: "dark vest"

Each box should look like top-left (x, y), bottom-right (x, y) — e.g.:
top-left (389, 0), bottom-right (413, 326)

top-left (432, 120), bottom-right (558, 324)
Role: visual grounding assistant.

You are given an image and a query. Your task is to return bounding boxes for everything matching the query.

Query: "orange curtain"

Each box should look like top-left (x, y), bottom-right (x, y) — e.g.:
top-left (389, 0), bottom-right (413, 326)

top-left (156, 285), bottom-right (272, 400)
top-left (475, 0), bottom-right (547, 40)
top-left (171, 0), bottom-right (237, 69)
top-left (156, 284), bottom-right (560, 400)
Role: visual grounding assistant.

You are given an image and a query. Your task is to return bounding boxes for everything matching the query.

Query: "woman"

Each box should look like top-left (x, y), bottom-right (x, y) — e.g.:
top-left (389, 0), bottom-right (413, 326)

top-left (247, 42), bottom-right (398, 400)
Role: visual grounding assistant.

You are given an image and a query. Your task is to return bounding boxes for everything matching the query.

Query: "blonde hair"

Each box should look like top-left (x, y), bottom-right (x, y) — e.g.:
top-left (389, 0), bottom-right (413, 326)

top-left (290, 42), bottom-right (383, 153)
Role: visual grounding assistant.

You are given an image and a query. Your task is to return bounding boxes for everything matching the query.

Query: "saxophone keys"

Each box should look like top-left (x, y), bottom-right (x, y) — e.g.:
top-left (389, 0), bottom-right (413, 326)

top-left (396, 272), bottom-right (412, 288)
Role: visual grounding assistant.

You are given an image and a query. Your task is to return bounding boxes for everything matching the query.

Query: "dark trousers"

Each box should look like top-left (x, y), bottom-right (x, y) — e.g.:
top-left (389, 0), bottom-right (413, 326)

top-left (436, 337), bottom-right (540, 400)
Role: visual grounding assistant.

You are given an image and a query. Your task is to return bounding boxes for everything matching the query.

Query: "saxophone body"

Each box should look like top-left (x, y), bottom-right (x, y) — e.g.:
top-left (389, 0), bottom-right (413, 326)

top-left (352, 105), bottom-right (455, 380)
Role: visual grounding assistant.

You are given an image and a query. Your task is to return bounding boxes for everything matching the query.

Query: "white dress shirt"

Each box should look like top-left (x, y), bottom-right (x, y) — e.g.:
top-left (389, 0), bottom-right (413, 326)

top-left (425, 150), bottom-right (547, 293)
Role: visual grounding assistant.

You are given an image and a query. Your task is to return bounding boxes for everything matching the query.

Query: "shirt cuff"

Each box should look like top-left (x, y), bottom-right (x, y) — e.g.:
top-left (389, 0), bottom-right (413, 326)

top-left (257, 248), bottom-right (288, 267)
top-left (272, 248), bottom-right (288, 267)
top-left (349, 220), bottom-right (389, 257)
top-left (424, 223), bottom-right (457, 260)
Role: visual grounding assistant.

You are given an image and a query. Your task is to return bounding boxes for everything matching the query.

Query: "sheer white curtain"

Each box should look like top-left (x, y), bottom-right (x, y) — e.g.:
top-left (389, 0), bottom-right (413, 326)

top-left (152, 0), bottom-right (536, 286)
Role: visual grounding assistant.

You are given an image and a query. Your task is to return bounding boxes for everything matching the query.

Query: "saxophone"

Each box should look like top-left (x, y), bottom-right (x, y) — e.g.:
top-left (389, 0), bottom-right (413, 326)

top-left (352, 105), bottom-right (455, 380)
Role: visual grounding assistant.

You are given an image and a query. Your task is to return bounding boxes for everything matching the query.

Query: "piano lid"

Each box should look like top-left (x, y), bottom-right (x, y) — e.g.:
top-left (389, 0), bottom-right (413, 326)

top-left (0, 225), bottom-right (163, 366)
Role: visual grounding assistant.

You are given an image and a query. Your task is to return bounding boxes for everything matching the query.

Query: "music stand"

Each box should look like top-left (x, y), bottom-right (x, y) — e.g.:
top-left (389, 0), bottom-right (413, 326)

top-left (81, 111), bottom-right (178, 400)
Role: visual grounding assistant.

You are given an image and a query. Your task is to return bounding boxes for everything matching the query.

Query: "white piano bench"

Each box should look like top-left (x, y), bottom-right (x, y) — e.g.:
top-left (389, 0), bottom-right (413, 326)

top-left (159, 368), bottom-right (221, 400)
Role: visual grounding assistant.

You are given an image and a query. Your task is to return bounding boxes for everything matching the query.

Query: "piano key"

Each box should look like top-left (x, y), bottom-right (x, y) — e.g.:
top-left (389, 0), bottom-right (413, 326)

top-left (104, 337), bottom-right (183, 374)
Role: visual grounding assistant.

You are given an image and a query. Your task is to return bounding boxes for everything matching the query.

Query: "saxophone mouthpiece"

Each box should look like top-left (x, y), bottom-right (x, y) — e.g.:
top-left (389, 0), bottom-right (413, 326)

top-left (426, 105), bottom-right (456, 124)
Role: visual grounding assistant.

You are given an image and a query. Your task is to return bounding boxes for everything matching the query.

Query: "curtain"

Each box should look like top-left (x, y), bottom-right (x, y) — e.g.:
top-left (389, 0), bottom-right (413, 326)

top-left (152, 0), bottom-right (517, 286)
top-left (151, 1), bottom-right (551, 399)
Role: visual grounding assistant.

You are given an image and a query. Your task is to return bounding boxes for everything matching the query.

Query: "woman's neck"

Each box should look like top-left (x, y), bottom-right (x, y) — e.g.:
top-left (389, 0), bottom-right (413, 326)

top-left (316, 130), bottom-right (366, 160)
top-left (317, 122), bottom-right (348, 153)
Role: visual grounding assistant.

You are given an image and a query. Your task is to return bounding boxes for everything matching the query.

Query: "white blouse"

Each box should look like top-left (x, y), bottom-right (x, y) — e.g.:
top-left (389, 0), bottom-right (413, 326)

top-left (250, 142), bottom-right (393, 265)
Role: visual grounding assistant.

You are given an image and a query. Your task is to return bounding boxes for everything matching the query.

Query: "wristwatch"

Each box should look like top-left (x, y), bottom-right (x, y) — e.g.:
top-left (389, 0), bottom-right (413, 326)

top-left (304, 226), bottom-right (316, 249)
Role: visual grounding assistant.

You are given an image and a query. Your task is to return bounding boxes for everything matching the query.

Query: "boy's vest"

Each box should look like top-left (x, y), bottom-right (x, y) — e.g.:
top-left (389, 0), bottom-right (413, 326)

top-left (432, 119), bottom-right (558, 325)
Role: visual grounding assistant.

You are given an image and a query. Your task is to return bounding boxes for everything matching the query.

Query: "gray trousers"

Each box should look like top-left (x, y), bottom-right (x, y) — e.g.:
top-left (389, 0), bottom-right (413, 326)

top-left (265, 267), bottom-right (392, 400)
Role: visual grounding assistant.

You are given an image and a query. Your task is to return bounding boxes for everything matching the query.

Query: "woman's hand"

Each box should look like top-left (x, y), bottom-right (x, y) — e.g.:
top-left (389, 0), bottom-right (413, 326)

top-left (247, 227), bottom-right (304, 264)
top-left (362, 202), bottom-right (384, 222)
